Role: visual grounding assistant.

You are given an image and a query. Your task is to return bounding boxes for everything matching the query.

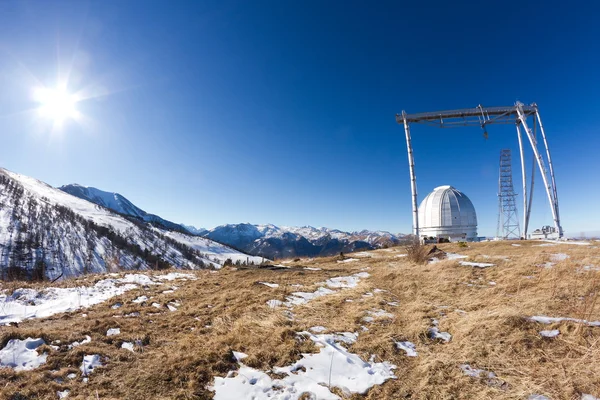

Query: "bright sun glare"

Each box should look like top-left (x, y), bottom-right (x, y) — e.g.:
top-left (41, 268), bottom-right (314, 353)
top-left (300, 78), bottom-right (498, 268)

top-left (33, 86), bottom-right (79, 124)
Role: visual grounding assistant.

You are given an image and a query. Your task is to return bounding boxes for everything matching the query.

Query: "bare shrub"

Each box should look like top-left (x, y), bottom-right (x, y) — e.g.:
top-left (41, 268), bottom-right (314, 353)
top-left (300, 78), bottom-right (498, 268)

top-left (405, 239), bottom-right (429, 265)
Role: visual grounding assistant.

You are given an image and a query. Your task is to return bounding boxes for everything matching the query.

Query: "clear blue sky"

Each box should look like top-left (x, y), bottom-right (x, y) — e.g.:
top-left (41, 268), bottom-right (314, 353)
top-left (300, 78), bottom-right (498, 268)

top-left (1, 0), bottom-right (599, 236)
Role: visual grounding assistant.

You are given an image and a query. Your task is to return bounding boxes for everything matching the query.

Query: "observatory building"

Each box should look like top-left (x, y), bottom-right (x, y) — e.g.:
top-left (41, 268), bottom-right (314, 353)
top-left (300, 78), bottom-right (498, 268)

top-left (418, 185), bottom-right (478, 242)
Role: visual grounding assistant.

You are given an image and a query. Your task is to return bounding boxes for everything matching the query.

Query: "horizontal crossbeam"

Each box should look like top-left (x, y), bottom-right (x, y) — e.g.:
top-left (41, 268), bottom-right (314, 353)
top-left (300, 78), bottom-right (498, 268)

top-left (396, 103), bottom-right (539, 128)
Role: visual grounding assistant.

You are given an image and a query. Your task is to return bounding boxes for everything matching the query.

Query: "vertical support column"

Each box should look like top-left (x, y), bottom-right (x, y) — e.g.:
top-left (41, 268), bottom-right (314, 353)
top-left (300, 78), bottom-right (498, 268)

top-left (516, 124), bottom-right (528, 238)
top-left (536, 110), bottom-right (562, 237)
top-left (516, 104), bottom-right (561, 238)
top-left (403, 112), bottom-right (419, 238)
top-left (526, 118), bottom-right (536, 238)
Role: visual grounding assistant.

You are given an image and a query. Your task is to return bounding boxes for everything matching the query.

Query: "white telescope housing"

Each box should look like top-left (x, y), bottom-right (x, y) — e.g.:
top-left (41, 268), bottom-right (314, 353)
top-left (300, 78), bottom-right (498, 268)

top-left (418, 185), bottom-right (477, 242)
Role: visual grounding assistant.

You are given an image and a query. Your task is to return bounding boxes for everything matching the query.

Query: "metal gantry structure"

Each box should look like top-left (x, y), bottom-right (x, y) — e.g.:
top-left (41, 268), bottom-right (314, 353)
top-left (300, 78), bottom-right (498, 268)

top-left (396, 102), bottom-right (563, 239)
top-left (496, 149), bottom-right (521, 239)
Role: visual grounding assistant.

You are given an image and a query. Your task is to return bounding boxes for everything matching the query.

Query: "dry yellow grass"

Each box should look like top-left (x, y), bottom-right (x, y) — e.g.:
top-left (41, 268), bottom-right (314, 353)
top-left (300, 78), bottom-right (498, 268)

top-left (1, 240), bottom-right (600, 399)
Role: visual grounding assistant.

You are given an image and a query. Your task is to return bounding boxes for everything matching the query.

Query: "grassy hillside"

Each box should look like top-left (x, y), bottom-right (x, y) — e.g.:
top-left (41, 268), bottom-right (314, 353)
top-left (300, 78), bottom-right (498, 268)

top-left (1, 240), bottom-right (599, 399)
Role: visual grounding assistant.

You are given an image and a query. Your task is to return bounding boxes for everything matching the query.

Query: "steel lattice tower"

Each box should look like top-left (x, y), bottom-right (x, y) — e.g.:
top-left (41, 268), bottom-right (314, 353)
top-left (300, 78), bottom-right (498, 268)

top-left (496, 149), bottom-right (521, 239)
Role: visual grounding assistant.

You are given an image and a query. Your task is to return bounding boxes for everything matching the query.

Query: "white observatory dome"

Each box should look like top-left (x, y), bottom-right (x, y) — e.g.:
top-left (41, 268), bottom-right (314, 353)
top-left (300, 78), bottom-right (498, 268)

top-left (418, 185), bottom-right (478, 242)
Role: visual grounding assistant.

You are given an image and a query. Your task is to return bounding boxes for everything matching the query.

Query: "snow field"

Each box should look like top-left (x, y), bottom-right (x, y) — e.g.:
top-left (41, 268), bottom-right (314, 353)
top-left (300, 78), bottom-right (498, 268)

top-left (211, 331), bottom-right (396, 400)
top-left (0, 272), bottom-right (196, 324)
top-left (0, 338), bottom-right (47, 371)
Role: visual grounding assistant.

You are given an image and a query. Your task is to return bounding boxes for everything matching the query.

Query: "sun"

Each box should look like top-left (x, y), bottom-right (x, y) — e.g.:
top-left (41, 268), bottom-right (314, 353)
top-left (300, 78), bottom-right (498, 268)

top-left (33, 86), bottom-right (80, 124)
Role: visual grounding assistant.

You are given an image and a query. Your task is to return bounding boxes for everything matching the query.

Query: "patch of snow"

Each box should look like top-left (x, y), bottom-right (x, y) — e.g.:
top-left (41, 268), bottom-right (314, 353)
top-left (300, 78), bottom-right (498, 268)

top-left (362, 316), bottom-right (375, 323)
top-left (67, 373), bottom-right (76, 379)
top-left (283, 273), bottom-right (369, 307)
top-left (303, 267), bottom-right (322, 270)
top-left (395, 341), bottom-right (417, 357)
top-left (133, 295), bottom-right (149, 303)
top-left (447, 253), bottom-right (468, 260)
top-left (68, 336), bottom-right (91, 349)
top-left (80, 354), bottom-right (102, 376)
top-left (540, 330), bottom-right (560, 338)
top-left (428, 327), bottom-right (452, 342)
top-left (428, 319), bottom-right (451, 342)
top-left (582, 395), bottom-right (599, 400)
top-left (121, 342), bottom-right (135, 352)
top-left (266, 300), bottom-right (282, 308)
top-left (529, 316), bottom-right (600, 327)
top-left (325, 272), bottom-right (369, 289)
top-left (284, 287), bottom-right (336, 307)
top-left (211, 332), bottom-right (396, 399)
top-left (162, 290), bottom-right (175, 294)
top-left (310, 326), bottom-right (327, 333)
top-left (551, 253), bottom-right (569, 262)
top-left (232, 351), bottom-right (248, 361)
top-left (512, 244), bottom-right (521, 247)
top-left (528, 395), bottom-right (550, 400)
top-left (111, 302), bottom-right (122, 309)
top-left (337, 258), bottom-right (359, 263)
top-left (57, 389), bottom-right (70, 399)
top-left (395, 254), bottom-right (408, 258)
top-left (367, 309), bottom-right (394, 319)
top-left (151, 302), bottom-right (162, 308)
top-left (106, 328), bottom-right (120, 336)
top-left (259, 282), bottom-right (279, 288)
top-left (154, 272), bottom-right (197, 281)
top-left (582, 265), bottom-right (600, 272)
top-left (387, 301), bottom-right (399, 307)
top-left (125, 312), bottom-right (140, 317)
top-left (0, 272), bottom-right (196, 324)
top-left (0, 338), bottom-right (47, 371)
top-left (538, 262), bottom-right (555, 269)
top-left (459, 261), bottom-right (495, 268)
top-left (460, 364), bottom-right (496, 379)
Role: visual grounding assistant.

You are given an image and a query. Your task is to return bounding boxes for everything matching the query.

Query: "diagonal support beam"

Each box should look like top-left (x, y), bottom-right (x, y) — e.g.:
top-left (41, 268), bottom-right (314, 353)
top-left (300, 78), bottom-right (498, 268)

top-left (516, 103), bottom-right (562, 237)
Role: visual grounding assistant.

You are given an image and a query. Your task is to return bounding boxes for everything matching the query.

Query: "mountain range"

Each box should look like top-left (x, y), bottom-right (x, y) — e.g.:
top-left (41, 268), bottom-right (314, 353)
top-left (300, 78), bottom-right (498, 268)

top-left (0, 168), bottom-right (263, 280)
top-left (202, 223), bottom-right (405, 259)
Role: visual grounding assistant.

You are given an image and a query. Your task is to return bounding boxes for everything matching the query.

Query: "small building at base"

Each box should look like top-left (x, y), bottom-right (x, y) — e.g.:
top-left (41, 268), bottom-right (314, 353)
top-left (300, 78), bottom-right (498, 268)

top-left (529, 225), bottom-right (559, 240)
top-left (418, 185), bottom-right (478, 242)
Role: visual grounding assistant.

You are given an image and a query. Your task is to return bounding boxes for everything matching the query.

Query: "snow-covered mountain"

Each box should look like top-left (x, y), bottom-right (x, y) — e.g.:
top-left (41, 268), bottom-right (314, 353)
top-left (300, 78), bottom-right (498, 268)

top-left (204, 223), bottom-right (405, 259)
top-left (0, 168), bottom-right (262, 280)
top-left (59, 184), bottom-right (186, 233)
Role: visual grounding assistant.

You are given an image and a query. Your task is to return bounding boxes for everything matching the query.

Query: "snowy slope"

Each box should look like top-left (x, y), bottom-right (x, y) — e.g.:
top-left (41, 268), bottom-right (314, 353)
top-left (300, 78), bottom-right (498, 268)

top-left (59, 184), bottom-right (185, 232)
top-left (161, 231), bottom-right (264, 265)
top-left (0, 168), bottom-right (259, 279)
